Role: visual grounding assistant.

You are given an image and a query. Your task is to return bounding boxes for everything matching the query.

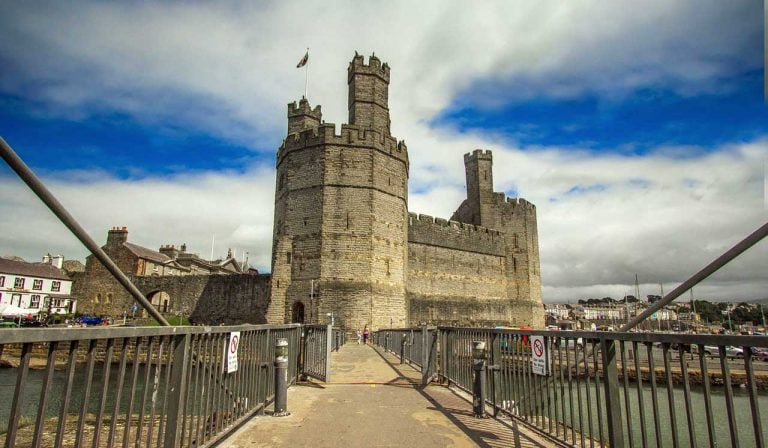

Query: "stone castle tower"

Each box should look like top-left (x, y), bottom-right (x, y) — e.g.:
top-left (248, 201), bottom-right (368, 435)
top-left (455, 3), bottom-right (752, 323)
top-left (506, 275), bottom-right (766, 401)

top-left (271, 52), bottom-right (543, 329)
top-left (271, 53), bottom-right (409, 331)
top-left (451, 150), bottom-right (544, 324)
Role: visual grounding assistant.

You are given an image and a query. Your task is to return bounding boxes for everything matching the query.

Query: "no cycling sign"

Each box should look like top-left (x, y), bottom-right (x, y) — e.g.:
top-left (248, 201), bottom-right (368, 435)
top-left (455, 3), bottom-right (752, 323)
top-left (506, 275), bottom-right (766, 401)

top-left (531, 335), bottom-right (548, 376)
top-left (226, 331), bottom-right (240, 373)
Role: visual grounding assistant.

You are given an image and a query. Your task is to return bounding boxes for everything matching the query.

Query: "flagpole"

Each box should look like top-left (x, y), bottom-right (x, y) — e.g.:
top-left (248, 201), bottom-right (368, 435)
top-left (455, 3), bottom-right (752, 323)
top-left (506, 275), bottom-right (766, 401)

top-left (304, 47), bottom-right (309, 99)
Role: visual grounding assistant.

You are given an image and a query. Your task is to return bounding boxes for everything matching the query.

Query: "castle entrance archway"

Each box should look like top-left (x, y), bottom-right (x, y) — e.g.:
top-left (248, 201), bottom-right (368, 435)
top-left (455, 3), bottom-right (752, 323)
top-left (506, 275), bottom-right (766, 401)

top-left (292, 301), bottom-right (305, 324)
top-left (146, 291), bottom-right (170, 316)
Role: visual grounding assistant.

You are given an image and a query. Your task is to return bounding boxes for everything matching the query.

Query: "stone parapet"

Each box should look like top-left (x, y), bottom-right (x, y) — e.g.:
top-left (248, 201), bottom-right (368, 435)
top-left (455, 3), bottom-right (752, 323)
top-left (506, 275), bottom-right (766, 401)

top-left (408, 213), bottom-right (504, 256)
top-left (277, 123), bottom-right (408, 167)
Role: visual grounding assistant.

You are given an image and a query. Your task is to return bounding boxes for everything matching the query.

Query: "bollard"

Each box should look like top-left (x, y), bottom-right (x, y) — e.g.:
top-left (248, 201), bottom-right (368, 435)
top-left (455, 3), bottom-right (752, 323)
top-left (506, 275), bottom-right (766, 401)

top-left (273, 338), bottom-right (290, 417)
top-left (472, 340), bottom-right (488, 418)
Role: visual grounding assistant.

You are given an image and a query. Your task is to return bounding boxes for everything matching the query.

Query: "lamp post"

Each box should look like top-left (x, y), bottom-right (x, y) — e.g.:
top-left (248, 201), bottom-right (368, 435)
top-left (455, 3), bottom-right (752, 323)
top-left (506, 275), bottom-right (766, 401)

top-left (326, 312), bottom-right (334, 326)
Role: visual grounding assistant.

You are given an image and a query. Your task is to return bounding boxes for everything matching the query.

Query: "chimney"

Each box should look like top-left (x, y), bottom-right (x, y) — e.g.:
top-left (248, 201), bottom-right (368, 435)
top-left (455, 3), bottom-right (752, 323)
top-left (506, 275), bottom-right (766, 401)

top-left (107, 226), bottom-right (129, 247)
top-left (159, 244), bottom-right (180, 260)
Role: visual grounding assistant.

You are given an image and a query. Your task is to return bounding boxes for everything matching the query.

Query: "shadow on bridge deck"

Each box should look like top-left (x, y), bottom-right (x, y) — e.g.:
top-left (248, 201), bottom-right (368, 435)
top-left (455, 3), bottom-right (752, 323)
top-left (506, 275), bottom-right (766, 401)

top-left (220, 343), bottom-right (557, 448)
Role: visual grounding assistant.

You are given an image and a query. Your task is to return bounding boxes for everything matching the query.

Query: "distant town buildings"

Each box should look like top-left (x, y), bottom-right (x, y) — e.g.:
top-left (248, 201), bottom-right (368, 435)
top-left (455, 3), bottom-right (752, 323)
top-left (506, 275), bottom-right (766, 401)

top-left (0, 255), bottom-right (76, 315)
top-left (73, 227), bottom-right (246, 316)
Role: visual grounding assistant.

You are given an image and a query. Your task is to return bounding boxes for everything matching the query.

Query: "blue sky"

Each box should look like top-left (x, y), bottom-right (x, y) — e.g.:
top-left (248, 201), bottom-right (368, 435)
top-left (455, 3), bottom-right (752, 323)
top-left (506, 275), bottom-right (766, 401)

top-left (0, 1), bottom-right (765, 301)
top-left (434, 69), bottom-right (767, 155)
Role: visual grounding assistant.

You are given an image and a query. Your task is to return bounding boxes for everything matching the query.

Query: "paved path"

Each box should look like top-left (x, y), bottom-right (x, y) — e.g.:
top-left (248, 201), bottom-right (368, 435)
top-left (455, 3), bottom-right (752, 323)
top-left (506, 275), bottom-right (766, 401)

top-left (221, 343), bottom-right (556, 448)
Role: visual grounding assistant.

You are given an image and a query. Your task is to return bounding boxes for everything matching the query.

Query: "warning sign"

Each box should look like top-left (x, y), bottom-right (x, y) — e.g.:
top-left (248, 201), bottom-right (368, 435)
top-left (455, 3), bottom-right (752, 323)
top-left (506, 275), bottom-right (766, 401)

top-left (531, 335), bottom-right (548, 376)
top-left (227, 332), bottom-right (240, 373)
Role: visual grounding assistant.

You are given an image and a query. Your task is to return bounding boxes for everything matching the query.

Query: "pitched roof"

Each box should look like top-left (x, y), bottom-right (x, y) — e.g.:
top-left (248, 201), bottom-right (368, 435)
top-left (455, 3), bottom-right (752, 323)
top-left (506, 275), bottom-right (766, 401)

top-left (123, 242), bottom-right (171, 263)
top-left (0, 258), bottom-right (71, 281)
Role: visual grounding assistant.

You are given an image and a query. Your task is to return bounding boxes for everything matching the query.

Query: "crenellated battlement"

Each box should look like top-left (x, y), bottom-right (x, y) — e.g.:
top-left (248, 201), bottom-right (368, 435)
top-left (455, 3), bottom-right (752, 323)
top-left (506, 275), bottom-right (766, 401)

top-left (482, 192), bottom-right (537, 212)
top-left (348, 51), bottom-right (390, 82)
top-left (408, 212), bottom-right (505, 256)
top-left (288, 99), bottom-right (322, 119)
top-left (464, 149), bottom-right (493, 162)
top-left (277, 122), bottom-right (408, 166)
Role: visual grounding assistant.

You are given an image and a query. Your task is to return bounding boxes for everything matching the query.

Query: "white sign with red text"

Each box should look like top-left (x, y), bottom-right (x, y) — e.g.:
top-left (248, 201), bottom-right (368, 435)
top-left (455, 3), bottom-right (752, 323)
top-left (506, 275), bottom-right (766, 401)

top-left (226, 332), bottom-right (240, 373)
top-left (531, 335), bottom-right (548, 376)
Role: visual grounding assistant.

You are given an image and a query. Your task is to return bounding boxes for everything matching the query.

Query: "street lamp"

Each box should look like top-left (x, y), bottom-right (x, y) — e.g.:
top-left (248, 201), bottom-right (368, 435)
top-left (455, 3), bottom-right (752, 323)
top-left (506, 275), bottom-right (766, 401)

top-left (326, 312), bottom-right (334, 326)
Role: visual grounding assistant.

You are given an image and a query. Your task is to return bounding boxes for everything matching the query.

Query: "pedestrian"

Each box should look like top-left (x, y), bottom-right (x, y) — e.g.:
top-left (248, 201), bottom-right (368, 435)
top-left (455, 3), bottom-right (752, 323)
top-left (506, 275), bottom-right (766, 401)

top-left (356, 329), bottom-right (362, 344)
top-left (363, 325), bottom-right (370, 344)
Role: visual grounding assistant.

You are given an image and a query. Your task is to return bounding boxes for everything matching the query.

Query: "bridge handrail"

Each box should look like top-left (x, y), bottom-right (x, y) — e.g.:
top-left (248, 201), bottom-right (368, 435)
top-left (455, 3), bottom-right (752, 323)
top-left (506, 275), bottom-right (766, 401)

top-left (375, 326), bottom-right (768, 448)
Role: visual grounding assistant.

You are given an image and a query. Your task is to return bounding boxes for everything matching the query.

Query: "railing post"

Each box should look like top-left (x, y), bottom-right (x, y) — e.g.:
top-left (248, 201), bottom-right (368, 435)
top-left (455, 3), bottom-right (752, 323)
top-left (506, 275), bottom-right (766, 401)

top-left (273, 337), bottom-right (290, 416)
top-left (600, 338), bottom-right (625, 447)
top-left (421, 327), bottom-right (430, 385)
top-left (472, 340), bottom-right (488, 418)
top-left (400, 333), bottom-right (406, 364)
top-left (324, 324), bottom-right (333, 383)
top-left (163, 333), bottom-right (191, 447)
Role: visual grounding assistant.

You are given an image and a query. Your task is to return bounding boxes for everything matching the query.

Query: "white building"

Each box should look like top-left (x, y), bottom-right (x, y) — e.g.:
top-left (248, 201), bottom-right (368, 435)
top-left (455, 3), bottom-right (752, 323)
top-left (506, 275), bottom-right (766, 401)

top-left (0, 256), bottom-right (76, 316)
top-left (545, 303), bottom-right (572, 320)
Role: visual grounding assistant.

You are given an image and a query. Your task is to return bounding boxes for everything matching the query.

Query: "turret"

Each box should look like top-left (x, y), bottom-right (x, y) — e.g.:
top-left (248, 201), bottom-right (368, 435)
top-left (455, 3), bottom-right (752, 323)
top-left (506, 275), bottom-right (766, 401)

top-left (464, 149), bottom-right (494, 205)
top-left (287, 98), bottom-right (322, 135)
top-left (348, 52), bottom-right (391, 133)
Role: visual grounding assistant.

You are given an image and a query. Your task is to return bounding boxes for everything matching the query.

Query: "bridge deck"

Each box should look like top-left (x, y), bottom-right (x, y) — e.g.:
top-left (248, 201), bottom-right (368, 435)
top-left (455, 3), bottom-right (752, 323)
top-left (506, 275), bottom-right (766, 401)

top-left (221, 343), bottom-right (555, 448)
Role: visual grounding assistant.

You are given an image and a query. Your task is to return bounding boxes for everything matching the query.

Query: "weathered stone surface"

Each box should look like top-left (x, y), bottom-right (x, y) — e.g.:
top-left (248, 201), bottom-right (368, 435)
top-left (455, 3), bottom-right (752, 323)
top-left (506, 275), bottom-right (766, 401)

top-left (272, 53), bottom-right (544, 330)
top-left (71, 52), bottom-right (544, 330)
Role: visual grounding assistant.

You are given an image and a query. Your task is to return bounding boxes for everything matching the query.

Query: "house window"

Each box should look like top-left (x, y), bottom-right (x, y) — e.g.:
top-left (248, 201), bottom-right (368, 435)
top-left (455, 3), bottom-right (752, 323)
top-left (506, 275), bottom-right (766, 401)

top-left (95, 293), bottom-right (101, 303)
top-left (286, 252), bottom-right (292, 264)
top-left (14, 277), bottom-right (25, 289)
top-left (51, 281), bottom-right (61, 292)
top-left (0, 276), bottom-right (4, 287)
top-left (33, 279), bottom-right (43, 290)
top-left (12, 294), bottom-right (21, 306)
top-left (30, 295), bottom-right (41, 308)
top-left (106, 293), bottom-right (112, 304)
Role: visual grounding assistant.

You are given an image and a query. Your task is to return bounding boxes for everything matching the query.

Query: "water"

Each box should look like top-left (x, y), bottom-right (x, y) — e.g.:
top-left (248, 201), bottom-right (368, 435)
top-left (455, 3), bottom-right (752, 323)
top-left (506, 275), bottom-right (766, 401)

top-left (503, 375), bottom-right (768, 447)
top-left (0, 362), bottom-right (172, 434)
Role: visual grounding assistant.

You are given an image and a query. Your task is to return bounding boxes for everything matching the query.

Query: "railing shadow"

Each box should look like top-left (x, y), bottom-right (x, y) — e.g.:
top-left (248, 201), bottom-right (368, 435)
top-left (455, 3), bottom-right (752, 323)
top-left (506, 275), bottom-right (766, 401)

top-left (370, 345), bottom-right (551, 448)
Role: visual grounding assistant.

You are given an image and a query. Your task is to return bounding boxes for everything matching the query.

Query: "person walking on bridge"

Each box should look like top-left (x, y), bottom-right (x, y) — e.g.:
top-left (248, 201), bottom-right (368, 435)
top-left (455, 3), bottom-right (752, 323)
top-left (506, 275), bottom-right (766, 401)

top-left (363, 326), bottom-right (370, 344)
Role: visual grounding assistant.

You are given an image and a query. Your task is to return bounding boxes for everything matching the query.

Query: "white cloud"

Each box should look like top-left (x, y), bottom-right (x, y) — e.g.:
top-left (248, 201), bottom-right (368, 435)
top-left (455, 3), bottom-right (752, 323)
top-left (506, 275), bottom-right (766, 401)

top-left (0, 1), bottom-right (765, 301)
top-left (0, 165), bottom-right (276, 270)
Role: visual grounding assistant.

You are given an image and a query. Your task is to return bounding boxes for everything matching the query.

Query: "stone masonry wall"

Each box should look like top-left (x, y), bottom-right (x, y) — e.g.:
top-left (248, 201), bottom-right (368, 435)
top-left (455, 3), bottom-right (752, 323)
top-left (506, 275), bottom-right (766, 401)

top-left (134, 274), bottom-right (272, 325)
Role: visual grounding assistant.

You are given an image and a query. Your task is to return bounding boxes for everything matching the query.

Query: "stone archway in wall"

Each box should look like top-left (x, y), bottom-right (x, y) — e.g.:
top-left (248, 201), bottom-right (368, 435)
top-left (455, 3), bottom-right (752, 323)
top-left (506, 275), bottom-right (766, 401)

top-left (146, 291), bottom-right (171, 316)
top-left (291, 301), bottom-right (305, 324)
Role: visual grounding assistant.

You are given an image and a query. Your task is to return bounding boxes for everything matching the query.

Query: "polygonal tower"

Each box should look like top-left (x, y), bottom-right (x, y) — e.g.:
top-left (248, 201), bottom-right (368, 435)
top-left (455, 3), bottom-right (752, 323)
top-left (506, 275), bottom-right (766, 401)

top-left (452, 150), bottom-right (544, 326)
top-left (271, 52), bottom-right (409, 331)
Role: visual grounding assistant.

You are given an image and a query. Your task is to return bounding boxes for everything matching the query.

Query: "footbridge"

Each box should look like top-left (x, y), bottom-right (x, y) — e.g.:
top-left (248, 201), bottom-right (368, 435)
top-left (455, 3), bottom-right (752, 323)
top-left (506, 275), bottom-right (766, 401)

top-left (1, 324), bottom-right (766, 447)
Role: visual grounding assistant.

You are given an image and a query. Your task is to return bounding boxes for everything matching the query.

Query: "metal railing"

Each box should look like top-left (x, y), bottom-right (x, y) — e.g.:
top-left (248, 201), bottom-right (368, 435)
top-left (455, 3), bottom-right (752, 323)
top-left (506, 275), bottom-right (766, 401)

top-left (0, 324), bottom-right (302, 448)
top-left (378, 326), bottom-right (768, 447)
top-left (302, 325), bottom-right (333, 382)
top-left (331, 328), bottom-right (347, 352)
top-left (373, 327), bottom-right (438, 384)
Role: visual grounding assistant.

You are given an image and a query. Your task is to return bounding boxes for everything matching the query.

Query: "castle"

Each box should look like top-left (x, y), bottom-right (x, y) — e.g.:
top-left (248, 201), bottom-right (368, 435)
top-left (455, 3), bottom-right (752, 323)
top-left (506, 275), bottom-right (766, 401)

top-left (269, 52), bottom-right (543, 330)
top-left (73, 52), bottom-right (543, 329)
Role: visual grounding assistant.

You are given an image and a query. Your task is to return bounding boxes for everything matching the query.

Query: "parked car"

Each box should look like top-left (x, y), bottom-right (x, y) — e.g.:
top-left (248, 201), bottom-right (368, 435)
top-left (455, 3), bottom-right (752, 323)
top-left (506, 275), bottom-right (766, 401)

top-left (725, 346), bottom-right (744, 359)
top-left (0, 320), bottom-right (18, 328)
top-left (751, 348), bottom-right (768, 361)
top-left (691, 345), bottom-right (720, 357)
top-left (20, 319), bottom-right (48, 328)
top-left (77, 316), bottom-right (103, 326)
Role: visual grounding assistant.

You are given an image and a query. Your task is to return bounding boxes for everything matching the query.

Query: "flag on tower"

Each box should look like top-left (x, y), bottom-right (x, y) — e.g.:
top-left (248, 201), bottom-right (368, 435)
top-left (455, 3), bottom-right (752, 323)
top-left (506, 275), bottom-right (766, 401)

top-left (296, 51), bottom-right (308, 68)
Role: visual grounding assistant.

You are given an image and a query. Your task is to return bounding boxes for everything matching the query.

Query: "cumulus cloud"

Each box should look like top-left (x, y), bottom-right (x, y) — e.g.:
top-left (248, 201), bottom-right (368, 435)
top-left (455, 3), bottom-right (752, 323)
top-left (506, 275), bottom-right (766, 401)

top-left (0, 1), bottom-right (765, 301)
top-left (0, 164), bottom-right (276, 269)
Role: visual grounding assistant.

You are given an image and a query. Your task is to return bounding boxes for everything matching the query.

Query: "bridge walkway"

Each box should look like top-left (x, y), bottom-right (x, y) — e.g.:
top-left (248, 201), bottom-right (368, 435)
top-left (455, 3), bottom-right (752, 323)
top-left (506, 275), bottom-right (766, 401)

top-left (220, 343), bottom-right (555, 448)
